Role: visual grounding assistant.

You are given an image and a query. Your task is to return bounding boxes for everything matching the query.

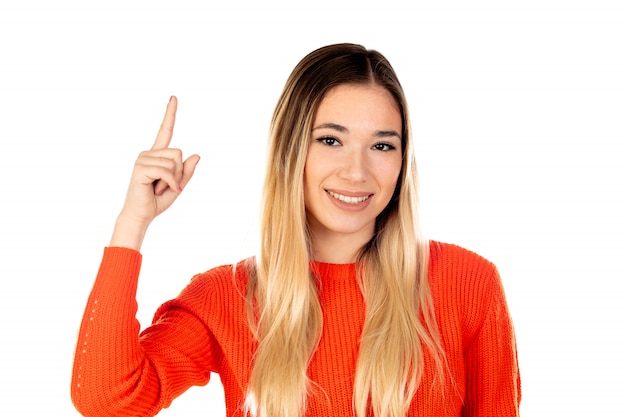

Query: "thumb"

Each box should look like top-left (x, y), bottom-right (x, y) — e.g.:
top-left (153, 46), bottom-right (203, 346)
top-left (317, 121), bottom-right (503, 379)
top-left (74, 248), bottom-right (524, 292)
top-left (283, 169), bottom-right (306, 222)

top-left (180, 154), bottom-right (201, 190)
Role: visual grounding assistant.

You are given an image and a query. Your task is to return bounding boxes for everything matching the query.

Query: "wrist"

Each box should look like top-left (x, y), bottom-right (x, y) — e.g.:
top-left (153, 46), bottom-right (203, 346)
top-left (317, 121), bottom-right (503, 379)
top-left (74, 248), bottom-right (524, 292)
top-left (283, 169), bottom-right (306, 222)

top-left (109, 215), bottom-right (150, 251)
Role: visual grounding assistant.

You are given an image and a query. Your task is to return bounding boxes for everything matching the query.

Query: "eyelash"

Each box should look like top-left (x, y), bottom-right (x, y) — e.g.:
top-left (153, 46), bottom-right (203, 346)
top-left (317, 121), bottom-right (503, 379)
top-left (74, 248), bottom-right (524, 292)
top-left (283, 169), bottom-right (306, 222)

top-left (317, 136), bottom-right (340, 146)
top-left (315, 136), bottom-right (397, 151)
top-left (373, 142), bottom-right (396, 151)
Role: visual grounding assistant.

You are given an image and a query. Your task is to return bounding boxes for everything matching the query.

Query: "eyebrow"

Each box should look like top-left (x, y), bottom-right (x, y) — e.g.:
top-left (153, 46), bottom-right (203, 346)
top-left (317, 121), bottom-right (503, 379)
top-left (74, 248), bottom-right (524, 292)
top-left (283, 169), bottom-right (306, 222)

top-left (312, 122), bottom-right (401, 139)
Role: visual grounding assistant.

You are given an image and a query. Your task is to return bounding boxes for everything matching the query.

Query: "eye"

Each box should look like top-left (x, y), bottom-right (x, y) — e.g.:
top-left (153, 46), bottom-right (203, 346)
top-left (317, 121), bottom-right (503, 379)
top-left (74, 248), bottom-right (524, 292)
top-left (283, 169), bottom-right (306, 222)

top-left (316, 136), bottom-right (341, 146)
top-left (372, 142), bottom-right (396, 151)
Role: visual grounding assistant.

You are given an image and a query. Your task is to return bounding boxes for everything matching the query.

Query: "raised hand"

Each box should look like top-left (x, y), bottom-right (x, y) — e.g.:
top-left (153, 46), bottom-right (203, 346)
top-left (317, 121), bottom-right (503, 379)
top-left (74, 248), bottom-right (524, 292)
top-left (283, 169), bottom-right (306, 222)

top-left (110, 96), bottom-right (200, 250)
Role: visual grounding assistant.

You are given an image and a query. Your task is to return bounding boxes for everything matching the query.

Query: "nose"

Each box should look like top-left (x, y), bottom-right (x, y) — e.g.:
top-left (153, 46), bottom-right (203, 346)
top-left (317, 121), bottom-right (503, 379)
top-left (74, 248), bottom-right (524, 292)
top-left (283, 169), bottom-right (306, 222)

top-left (339, 148), bottom-right (368, 183)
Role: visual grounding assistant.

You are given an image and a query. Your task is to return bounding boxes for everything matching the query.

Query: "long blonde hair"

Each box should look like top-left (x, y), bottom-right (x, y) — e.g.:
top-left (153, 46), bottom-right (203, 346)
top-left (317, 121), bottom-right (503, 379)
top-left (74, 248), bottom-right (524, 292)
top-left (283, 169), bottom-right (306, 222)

top-left (245, 43), bottom-right (446, 417)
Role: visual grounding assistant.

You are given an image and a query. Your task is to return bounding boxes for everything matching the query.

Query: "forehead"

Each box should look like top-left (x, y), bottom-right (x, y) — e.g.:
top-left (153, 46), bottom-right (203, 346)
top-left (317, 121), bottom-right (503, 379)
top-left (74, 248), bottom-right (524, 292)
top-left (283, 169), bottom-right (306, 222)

top-left (319, 83), bottom-right (398, 108)
top-left (313, 83), bottom-right (402, 129)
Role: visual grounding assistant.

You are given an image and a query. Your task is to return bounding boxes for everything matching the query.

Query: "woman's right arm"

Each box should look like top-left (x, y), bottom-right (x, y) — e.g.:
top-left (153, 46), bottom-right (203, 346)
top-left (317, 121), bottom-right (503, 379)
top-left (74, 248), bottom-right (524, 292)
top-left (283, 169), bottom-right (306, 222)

top-left (71, 97), bottom-right (205, 416)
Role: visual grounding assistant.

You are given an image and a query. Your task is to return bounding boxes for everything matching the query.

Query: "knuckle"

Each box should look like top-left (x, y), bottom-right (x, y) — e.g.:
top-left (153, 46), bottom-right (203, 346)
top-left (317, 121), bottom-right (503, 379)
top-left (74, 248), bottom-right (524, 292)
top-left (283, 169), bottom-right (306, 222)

top-left (160, 157), bottom-right (176, 171)
top-left (165, 148), bottom-right (183, 160)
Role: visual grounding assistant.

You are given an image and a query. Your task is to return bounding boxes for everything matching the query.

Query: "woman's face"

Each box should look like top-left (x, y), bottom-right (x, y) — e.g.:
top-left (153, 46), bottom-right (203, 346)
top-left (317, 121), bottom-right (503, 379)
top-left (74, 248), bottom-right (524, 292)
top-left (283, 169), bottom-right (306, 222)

top-left (304, 83), bottom-right (403, 251)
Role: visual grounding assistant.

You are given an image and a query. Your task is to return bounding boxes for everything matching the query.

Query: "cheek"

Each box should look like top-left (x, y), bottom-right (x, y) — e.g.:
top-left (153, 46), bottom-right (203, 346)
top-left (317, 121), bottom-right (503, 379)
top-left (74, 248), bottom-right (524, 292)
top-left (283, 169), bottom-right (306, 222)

top-left (303, 155), bottom-right (319, 207)
top-left (302, 158), bottom-right (313, 194)
top-left (378, 160), bottom-right (403, 194)
top-left (303, 150), bottom-right (329, 188)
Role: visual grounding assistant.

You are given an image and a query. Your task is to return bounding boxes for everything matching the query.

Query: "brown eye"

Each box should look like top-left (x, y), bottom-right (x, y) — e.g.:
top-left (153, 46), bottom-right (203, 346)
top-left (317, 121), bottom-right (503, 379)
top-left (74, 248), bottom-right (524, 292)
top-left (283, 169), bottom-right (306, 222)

top-left (373, 142), bottom-right (396, 151)
top-left (317, 136), bottom-right (340, 146)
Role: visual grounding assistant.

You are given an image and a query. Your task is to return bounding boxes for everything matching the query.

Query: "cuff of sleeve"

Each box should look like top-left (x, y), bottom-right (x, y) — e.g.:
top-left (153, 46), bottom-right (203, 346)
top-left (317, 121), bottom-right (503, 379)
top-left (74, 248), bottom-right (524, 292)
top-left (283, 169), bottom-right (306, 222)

top-left (91, 246), bottom-right (143, 297)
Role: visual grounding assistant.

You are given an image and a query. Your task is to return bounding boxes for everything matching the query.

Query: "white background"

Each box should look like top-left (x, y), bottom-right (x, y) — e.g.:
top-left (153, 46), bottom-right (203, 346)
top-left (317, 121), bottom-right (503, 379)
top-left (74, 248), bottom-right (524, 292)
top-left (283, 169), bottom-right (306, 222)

top-left (1, 1), bottom-right (624, 415)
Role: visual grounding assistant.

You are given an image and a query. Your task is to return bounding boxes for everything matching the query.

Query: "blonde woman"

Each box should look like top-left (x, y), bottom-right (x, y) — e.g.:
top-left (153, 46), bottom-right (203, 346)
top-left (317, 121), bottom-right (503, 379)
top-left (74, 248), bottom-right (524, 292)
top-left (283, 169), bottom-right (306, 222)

top-left (71, 43), bottom-right (520, 417)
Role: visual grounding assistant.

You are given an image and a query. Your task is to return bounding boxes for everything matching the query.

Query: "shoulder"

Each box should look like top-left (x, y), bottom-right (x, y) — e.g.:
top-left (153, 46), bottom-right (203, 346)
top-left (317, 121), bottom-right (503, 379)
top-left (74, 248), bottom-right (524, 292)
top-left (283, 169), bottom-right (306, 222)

top-left (154, 258), bottom-right (252, 322)
top-left (428, 240), bottom-right (497, 279)
top-left (183, 258), bottom-right (252, 302)
top-left (427, 241), bottom-right (504, 329)
top-left (428, 240), bottom-right (501, 295)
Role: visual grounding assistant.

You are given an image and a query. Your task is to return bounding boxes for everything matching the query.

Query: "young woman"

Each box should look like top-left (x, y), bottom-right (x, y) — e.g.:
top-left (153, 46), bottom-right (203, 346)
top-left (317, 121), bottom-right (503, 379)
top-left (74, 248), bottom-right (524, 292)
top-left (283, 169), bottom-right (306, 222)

top-left (71, 43), bottom-right (520, 417)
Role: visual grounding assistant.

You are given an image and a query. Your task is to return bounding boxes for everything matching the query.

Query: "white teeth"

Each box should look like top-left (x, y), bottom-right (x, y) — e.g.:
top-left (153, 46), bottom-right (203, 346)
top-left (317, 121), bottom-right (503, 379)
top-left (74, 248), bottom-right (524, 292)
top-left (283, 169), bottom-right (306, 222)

top-left (327, 190), bottom-right (371, 204)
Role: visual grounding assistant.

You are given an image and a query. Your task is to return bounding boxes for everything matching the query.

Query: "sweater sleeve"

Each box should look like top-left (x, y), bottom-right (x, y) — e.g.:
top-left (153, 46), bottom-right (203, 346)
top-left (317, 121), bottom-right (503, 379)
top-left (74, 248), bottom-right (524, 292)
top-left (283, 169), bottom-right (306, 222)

top-left (71, 247), bottom-right (216, 417)
top-left (461, 267), bottom-right (521, 417)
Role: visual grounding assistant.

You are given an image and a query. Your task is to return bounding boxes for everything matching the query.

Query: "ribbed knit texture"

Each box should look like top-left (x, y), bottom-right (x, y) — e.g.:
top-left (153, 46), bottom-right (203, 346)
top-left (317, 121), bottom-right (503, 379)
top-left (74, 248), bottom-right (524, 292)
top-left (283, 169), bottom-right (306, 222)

top-left (71, 242), bottom-right (520, 416)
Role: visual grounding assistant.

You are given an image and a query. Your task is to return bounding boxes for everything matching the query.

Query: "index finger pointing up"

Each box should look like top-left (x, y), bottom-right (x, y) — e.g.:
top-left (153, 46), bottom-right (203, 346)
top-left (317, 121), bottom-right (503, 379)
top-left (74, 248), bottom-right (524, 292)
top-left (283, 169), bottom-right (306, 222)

top-left (152, 96), bottom-right (178, 150)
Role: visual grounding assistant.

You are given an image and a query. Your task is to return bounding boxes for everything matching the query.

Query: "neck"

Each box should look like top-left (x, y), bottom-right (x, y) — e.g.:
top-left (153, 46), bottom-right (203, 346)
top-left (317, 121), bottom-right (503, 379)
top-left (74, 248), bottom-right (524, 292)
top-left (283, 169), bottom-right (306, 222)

top-left (309, 230), bottom-right (372, 264)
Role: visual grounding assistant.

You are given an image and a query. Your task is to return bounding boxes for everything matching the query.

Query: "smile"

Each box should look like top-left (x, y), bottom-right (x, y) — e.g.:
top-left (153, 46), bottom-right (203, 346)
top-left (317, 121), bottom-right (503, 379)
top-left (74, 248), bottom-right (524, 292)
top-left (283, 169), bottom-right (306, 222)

top-left (326, 190), bottom-right (372, 204)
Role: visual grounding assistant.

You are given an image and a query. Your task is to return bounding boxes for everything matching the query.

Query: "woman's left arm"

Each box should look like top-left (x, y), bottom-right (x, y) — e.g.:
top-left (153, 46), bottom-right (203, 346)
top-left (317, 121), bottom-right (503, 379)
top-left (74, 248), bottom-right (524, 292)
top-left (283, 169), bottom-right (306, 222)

top-left (462, 269), bottom-right (521, 417)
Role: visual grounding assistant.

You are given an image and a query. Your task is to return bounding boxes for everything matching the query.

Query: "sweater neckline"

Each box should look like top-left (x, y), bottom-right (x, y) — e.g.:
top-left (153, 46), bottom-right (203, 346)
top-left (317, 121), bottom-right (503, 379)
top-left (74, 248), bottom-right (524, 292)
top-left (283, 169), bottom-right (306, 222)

top-left (310, 260), bottom-right (357, 281)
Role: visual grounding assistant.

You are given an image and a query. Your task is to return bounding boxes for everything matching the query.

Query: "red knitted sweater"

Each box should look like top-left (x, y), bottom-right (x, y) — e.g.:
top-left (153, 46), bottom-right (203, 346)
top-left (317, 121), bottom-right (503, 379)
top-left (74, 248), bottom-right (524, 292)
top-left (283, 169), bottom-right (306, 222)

top-left (71, 241), bottom-right (520, 416)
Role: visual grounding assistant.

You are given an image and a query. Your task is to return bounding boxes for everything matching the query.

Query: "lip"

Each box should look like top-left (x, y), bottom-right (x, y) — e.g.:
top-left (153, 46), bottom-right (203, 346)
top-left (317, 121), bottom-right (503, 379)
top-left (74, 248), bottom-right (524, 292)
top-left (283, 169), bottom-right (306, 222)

top-left (325, 189), bottom-right (373, 212)
top-left (325, 188), bottom-right (372, 198)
